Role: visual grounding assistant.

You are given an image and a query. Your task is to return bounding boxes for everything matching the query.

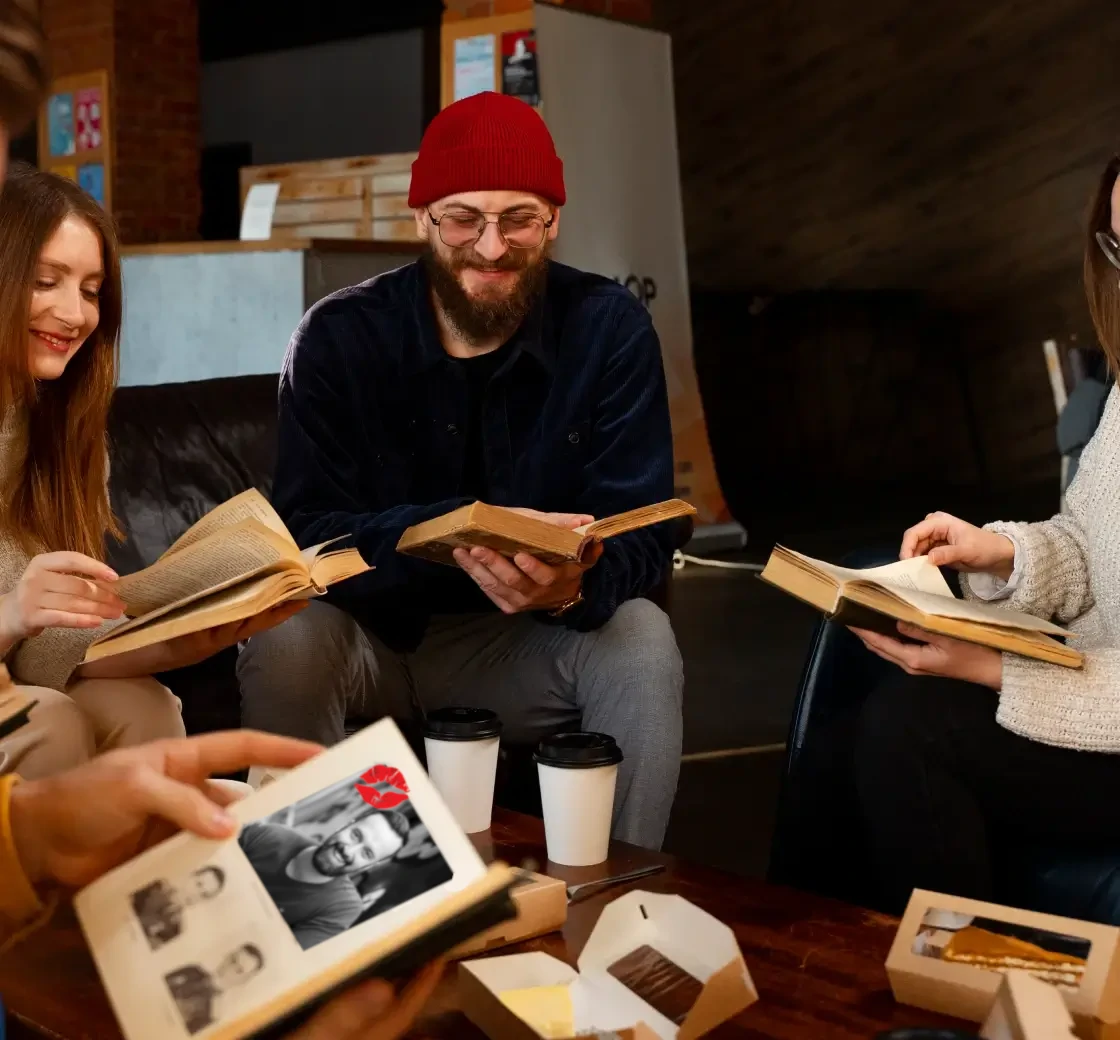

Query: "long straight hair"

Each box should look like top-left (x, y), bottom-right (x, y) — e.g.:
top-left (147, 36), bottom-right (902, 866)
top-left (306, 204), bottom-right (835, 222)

top-left (0, 163), bottom-right (122, 558)
top-left (1086, 152), bottom-right (1120, 375)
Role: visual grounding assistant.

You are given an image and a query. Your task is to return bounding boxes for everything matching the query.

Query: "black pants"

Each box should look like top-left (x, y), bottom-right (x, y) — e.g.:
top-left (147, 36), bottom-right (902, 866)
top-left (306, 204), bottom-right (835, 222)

top-left (854, 669), bottom-right (1120, 914)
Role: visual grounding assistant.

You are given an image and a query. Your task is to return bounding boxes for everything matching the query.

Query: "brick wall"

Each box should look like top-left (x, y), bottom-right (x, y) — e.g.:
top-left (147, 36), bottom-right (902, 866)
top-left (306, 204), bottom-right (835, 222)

top-left (443, 0), bottom-right (652, 22)
top-left (112, 0), bottom-right (200, 243)
top-left (658, 0), bottom-right (1120, 491)
top-left (41, 0), bottom-right (201, 244)
top-left (41, 0), bottom-right (114, 78)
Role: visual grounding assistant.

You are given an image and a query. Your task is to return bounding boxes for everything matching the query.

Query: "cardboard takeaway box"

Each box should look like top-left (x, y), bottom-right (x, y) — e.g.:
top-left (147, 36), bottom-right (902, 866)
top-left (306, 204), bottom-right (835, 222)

top-left (459, 890), bottom-right (757, 1040)
top-left (887, 889), bottom-right (1120, 1024)
top-left (980, 971), bottom-right (1077, 1040)
top-left (449, 871), bottom-right (568, 960)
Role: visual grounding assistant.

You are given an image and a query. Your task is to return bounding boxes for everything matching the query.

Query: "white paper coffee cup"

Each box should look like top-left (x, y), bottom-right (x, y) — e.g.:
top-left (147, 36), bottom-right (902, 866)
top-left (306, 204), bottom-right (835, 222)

top-left (535, 732), bottom-right (623, 867)
top-left (424, 707), bottom-right (503, 834)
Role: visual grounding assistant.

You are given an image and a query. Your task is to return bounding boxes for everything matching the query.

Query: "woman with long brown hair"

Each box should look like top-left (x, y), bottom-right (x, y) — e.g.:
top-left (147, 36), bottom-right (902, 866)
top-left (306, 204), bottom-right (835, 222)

top-left (0, 15), bottom-right (446, 1037)
top-left (843, 152), bottom-right (1120, 914)
top-left (0, 163), bottom-right (304, 779)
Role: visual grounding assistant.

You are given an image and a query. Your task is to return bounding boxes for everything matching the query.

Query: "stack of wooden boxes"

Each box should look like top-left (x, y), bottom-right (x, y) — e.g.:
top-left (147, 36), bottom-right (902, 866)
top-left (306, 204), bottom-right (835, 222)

top-left (238, 153), bottom-right (418, 243)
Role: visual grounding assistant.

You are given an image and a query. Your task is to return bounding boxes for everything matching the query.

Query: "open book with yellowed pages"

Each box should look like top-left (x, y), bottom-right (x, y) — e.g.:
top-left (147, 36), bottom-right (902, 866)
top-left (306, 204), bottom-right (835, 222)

top-left (397, 498), bottom-right (697, 567)
top-left (74, 718), bottom-right (520, 1040)
top-left (82, 489), bottom-right (369, 664)
top-left (760, 545), bottom-right (1082, 669)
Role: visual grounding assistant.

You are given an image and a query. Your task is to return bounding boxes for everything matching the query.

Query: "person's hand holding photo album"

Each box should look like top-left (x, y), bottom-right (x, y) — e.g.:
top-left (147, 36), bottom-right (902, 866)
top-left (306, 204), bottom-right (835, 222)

top-left (2, 730), bottom-right (446, 1040)
top-left (286, 961), bottom-right (444, 1040)
top-left (8, 730), bottom-right (321, 889)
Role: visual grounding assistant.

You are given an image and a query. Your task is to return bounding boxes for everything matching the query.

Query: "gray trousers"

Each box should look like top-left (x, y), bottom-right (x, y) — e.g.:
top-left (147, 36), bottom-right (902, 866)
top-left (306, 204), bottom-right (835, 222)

top-left (237, 598), bottom-right (683, 850)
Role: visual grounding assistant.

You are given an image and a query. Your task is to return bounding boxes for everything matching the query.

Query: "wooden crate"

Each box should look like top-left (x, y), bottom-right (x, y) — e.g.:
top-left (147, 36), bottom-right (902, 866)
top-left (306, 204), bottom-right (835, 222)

top-left (239, 153), bottom-right (419, 243)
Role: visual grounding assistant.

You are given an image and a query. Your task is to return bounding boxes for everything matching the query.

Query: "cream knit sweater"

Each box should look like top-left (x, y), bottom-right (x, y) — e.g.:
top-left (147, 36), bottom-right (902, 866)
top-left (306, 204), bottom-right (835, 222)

top-left (0, 410), bottom-right (120, 692)
top-left (964, 385), bottom-right (1120, 751)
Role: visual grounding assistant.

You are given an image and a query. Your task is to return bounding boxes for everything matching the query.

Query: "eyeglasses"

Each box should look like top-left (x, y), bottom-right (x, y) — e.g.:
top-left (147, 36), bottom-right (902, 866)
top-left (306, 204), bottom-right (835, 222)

top-left (428, 207), bottom-right (555, 249)
top-left (1097, 230), bottom-right (1120, 272)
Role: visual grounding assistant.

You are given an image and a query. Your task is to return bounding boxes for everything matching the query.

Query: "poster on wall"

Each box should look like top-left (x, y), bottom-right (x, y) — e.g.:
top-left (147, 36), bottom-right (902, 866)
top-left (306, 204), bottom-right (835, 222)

top-left (75, 87), bottom-right (103, 151)
top-left (78, 164), bottom-right (105, 205)
top-left (453, 34), bottom-right (495, 102)
top-left (535, 6), bottom-right (735, 533)
top-left (39, 71), bottom-right (112, 214)
top-left (501, 30), bottom-right (540, 107)
top-left (47, 93), bottom-right (75, 156)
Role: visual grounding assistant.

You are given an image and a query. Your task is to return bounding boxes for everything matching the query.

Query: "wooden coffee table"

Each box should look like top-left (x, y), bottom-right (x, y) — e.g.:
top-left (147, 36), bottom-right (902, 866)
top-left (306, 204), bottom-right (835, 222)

top-left (0, 809), bottom-right (968, 1039)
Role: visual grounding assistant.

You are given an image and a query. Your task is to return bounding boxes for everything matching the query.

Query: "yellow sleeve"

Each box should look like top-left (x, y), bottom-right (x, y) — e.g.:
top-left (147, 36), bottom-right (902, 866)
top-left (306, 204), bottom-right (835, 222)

top-left (0, 773), bottom-right (51, 949)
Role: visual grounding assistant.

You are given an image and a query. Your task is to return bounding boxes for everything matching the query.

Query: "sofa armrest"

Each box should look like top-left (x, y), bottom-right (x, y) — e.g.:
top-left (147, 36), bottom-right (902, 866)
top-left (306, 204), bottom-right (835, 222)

top-left (767, 546), bottom-right (898, 906)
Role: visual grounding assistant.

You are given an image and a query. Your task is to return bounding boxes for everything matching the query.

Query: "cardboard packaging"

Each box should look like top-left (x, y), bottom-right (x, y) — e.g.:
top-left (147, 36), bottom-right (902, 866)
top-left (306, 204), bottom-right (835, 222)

top-left (449, 871), bottom-right (568, 959)
top-left (980, 971), bottom-right (1077, 1040)
top-left (887, 889), bottom-right (1120, 1023)
top-left (458, 890), bottom-right (757, 1040)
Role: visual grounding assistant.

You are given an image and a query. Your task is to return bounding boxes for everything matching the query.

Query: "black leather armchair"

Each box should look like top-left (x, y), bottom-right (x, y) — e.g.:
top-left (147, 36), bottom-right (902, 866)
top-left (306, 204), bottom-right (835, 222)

top-left (767, 547), bottom-right (1120, 925)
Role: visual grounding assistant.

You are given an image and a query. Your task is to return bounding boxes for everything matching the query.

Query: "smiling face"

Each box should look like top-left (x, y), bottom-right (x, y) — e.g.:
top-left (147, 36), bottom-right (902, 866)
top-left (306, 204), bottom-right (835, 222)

top-left (416, 189), bottom-right (558, 347)
top-left (311, 812), bottom-right (407, 877)
top-left (27, 213), bottom-right (104, 381)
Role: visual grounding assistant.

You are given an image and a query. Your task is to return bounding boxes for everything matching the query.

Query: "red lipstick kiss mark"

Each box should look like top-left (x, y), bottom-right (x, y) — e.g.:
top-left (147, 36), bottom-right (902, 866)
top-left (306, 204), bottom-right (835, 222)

top-left (355, 764), bottom-right (410, 810)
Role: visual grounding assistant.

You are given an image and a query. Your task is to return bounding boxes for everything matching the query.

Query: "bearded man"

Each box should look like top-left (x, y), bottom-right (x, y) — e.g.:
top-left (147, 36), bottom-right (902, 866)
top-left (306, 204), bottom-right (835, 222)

top-left (238, 92), bottom-right (683, 851)
top-left (237, 810), bottom-right (409, 950)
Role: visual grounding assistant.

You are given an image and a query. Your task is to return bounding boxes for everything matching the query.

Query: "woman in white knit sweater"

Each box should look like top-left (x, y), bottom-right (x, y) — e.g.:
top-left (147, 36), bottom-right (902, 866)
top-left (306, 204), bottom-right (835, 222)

top-left (850, 152), bottom-right (1120, 911)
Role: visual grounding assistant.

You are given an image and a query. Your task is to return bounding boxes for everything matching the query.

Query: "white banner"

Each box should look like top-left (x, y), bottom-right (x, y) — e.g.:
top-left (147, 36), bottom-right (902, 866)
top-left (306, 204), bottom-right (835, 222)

top-left (534, 3), bottom-right (730, 526)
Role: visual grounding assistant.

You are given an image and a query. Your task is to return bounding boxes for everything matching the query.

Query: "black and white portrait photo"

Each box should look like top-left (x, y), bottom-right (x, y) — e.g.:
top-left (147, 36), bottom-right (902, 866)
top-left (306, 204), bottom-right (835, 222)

top-left (130, 865), bottom-right (226, 951)
top-left (238, 764), bottom-right (451, 951)
top-left (165, 942), bottom-right (264, 1036)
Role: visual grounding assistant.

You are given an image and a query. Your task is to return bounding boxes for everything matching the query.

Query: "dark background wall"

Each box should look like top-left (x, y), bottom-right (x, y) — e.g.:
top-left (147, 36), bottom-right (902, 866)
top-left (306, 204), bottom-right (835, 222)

top-left (655, 0), bottom-right (1120, 532)
top-left (200, 31), bottom-right (428, 166)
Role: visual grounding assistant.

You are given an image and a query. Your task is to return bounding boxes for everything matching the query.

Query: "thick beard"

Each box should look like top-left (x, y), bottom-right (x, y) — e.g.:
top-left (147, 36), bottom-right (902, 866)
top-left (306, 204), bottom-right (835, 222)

top-left (423, 242), bottom-right (549, 347)
top-left (311, 841), bottom-right (349, 877)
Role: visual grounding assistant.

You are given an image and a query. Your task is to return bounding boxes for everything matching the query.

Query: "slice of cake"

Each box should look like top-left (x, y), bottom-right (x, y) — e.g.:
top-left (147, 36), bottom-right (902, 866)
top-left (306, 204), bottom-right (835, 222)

top-left (499, 985), bottom-right (575, 1039)
top-left (942, 926), bottom-right (1086, 988)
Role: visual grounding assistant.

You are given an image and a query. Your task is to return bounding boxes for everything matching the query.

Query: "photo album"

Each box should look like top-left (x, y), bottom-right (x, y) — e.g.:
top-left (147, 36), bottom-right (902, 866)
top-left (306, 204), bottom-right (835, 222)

top-left (74, 719), bottom-right (519, 1040)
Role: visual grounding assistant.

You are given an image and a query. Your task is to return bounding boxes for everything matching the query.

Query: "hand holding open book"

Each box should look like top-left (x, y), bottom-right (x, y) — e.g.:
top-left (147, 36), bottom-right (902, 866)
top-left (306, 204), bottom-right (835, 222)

top-left (396, 498), bottom-right (697, 567)
top-left (761, 546), bottom-right (1082, 668)
top-left (82, 490), bottom-right (370, 664)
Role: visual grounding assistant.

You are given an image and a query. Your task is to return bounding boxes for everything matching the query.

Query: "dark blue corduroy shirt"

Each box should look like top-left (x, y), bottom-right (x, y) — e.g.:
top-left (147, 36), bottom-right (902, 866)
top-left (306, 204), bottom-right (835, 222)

top-left (274, 259), bottom-right (675, 652)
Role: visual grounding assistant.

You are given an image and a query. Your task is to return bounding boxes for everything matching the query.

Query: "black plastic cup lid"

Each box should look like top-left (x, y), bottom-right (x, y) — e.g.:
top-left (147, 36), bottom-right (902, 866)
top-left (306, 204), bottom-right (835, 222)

top-left (423, 707), bottom-right (502, 741)
top-left (534, 732), bottom-right (623, 769)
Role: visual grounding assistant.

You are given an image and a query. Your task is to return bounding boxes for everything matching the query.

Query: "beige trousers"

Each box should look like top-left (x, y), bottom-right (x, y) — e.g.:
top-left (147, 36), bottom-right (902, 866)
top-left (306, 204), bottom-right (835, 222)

top-left (0, 676), bottom-right (185, 779)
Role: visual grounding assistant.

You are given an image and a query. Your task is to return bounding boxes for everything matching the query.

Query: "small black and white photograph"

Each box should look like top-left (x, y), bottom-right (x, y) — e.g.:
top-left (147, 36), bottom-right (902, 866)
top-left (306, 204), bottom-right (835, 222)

top-left (164, 941), bottom-right (266, 1036)
top-left (130, 865), bottom-right (227, 951)
top-left (237, 763), bottom-right (452, 951)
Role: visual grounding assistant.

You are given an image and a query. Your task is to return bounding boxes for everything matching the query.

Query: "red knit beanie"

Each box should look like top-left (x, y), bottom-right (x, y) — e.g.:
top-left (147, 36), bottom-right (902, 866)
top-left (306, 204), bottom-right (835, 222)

top-left (408, 92), bottom-right (566, 208)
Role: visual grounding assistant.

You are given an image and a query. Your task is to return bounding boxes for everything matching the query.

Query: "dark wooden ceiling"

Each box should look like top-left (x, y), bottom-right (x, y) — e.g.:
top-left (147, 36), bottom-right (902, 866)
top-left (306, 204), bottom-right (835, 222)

top-left (658, 0), bottom-right (1120, 308)
top-left (198, 2), bottom-right (444, 63)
